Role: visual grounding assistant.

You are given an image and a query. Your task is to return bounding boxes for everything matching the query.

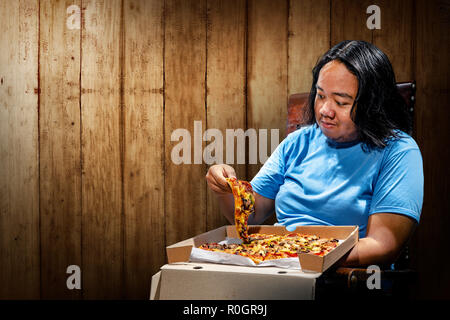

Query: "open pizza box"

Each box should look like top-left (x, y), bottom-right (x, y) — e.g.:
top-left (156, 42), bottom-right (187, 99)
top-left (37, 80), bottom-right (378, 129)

top-left (151, 225), bottom-right (358, 300)
top-left (166, 225), bottom-right (359, 273)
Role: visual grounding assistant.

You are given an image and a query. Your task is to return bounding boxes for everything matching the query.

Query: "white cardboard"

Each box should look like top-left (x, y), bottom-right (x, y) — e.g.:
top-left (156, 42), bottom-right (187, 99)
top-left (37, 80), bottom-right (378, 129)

top-left (153, 262), bottom-right (320, 300)
top-left (149, 271), bottom-right (161, 300)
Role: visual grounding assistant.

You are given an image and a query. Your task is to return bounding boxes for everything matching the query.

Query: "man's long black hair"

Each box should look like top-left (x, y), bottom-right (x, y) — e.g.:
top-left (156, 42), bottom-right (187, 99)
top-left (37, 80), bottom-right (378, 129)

top-left (304, 40), bottom-right (412, 150)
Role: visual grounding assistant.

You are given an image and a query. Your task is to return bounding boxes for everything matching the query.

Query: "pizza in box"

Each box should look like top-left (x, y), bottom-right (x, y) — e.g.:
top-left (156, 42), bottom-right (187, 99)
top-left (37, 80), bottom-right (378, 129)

top-left (199, 178), bottom-right (340, 264)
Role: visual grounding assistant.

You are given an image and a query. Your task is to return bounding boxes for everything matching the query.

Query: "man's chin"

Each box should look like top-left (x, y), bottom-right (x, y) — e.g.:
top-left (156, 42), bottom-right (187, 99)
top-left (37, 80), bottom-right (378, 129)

top-left (319, 125), bottom-right (338, 140)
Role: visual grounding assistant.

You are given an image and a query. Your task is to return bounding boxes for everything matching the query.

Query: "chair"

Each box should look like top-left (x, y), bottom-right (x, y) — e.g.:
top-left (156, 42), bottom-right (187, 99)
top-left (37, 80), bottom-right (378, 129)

top-left (286, 81), bottom-right (417, 299)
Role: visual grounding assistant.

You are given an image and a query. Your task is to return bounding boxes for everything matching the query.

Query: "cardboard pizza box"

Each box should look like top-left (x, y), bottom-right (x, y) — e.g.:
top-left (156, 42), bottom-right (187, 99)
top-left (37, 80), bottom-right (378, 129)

top-left (166, 225), bottom-right (359, 273)
top-left (150, 262), bottom-right (320, 300)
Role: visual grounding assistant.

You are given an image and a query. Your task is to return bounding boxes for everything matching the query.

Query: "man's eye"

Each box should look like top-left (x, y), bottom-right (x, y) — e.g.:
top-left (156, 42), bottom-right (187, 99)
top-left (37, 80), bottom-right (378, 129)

top-left (336, 101), bottom-right (347, 106)
top-left (317, 94), bottom-right (325, 99)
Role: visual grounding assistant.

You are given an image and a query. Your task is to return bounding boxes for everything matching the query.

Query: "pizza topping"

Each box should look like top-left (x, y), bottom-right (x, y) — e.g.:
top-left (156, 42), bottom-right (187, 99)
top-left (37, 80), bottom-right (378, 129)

top-left (198, 232), bottom-right (339, 264)
top-left (226, 177), bottom-right (255, 243)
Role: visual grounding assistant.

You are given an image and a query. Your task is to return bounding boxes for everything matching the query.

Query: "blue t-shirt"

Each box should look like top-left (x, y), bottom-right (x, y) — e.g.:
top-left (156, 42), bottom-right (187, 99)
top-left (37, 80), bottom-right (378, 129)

top-left (251, 125), bottom-right (423, 238)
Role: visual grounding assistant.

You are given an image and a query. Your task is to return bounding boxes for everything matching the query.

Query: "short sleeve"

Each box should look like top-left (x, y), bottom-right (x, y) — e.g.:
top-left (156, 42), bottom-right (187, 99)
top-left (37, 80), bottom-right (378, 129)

top-left (250, 138), bottom-right (287, 199)
top-left (369, 143), bottom-right (424, 223)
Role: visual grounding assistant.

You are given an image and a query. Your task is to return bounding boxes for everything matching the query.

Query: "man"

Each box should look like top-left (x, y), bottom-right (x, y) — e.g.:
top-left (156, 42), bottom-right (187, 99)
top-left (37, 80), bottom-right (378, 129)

top-left (206, 40), bottom-right (423, 267)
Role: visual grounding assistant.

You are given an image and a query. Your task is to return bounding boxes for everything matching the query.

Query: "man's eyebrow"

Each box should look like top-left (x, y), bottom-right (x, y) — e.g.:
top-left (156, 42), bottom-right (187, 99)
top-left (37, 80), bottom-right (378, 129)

top-left (333, 92), bottom-right (354, 99)
top-left (316, 85), bottom-right (354, 99)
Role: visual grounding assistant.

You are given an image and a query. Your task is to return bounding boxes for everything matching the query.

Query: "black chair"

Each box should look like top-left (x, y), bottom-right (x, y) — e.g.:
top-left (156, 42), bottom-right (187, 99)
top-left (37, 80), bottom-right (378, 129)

top-left (286, 81), bottom-right (417, 299)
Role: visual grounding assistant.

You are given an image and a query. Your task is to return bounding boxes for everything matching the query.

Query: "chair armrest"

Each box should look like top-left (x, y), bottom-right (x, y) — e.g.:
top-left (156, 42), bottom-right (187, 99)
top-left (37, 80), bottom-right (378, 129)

top-left (333, 267), bottom-right (417, 289)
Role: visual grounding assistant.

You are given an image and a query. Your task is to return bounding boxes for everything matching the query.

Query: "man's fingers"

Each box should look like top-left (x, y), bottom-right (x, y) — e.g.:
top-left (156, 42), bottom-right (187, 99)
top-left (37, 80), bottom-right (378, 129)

top-left (211, 169), bottom-right (231, 193)
top-left (208, 182), bottom-right (226, 194)
top-left (219, 166), bottom-right (237, 192)
top-left (206, 165), bottom-right (236, 194)
top-left (222, 166), bottom-right (236, 179)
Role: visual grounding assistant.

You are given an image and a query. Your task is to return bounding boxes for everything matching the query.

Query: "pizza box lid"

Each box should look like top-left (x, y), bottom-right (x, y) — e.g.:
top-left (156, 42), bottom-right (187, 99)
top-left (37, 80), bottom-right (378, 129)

top-left (166, 225), bottom-right (359, 273)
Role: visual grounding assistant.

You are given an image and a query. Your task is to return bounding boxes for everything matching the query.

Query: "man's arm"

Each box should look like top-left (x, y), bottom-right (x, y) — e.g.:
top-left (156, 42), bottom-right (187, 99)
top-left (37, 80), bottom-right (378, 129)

top-left (248, 193), bottom-right (275, 225)
top-left (340, 212), bottom-right (417, 267)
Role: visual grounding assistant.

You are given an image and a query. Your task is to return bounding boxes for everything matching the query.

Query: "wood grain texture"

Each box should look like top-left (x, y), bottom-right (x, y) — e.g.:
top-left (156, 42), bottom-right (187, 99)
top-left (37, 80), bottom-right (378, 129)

top-left (206, 0), bottom-right (246, 231)
top-left (122, 0), bottom-right (165, 299)
top-left (39, 0), bottom-right (82, 299)
top-left (164, 0), bottom-right (207, 245)
top-left (372, 0), bottom-right (414, 82)
top-left (331, 0), bottom-right (373, 45)
top-left (81, 0), bottom-right (123, 299)
top-left (247, 0), bottom-right (288, 180)
top-left (288, 0), bottom-right (330, 95)
top-left (0, 0), bottom-right (40, 299)
top-left (411, 0), bottom-right (450, 299)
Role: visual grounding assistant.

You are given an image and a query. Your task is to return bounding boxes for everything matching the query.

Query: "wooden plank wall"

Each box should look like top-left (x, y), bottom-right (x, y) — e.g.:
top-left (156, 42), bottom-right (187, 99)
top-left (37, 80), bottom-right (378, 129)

top-left (0, 0), bottom-right (448, 299)
top-left (39, 0), bottom-right (82, 299)
top-left (123, 0), bottom-right (165, 300)
top-left (206, 0), bottom-right (247, 230)
top-left (412, 0), bottom-right (450, 299)
top-left (164, 0), bottom-right (207, 248)
top-left (81, 0), bottom-right (123, 299)
top-left (0, 0), bottom-right (40, 300)
top-left (247, 0), bottom-right (288, 180)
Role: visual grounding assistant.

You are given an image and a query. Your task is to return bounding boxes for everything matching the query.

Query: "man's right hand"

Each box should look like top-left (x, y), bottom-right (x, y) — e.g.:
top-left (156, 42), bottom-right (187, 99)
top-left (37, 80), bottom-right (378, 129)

top-left (205, 164), bottom-right (237, 194)
top-left (205, 164), bottom-right (275, 225)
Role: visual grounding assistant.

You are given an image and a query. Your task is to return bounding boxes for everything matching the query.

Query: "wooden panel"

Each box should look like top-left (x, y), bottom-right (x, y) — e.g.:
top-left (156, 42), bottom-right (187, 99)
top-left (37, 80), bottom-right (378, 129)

top-left (411, 0), bottom-right (450, 300)
top-left (123, 0), bottom-right (165, 299)
top-left (39, 0), bottom-right (82, 299)
top-left (288, 0), bottom-right (330, 95)
top-left (331, 0), bottom-right (373, 46)
top-left (247, 0), bottom-right (288, 180)
top-left (0, 0), bottom-right (40, 299)
top-left (206, 0), bottom-right (246, 230)
top-left (81, 0), bottom-right (123, 299)
top-left (164, 0), bottom-right (207, 245)
top-left (372, 0), bottom-right (414, 82)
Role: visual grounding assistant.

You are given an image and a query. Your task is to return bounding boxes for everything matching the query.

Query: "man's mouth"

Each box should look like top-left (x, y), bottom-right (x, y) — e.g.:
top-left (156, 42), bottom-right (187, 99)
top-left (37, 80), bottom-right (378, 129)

top-left (320, 120), bottom-right (336, 129)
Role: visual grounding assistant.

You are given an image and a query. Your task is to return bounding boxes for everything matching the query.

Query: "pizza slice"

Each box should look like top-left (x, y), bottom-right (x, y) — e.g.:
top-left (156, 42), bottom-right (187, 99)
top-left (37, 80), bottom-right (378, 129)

top-left (226, 177), bottom-right (255, 243)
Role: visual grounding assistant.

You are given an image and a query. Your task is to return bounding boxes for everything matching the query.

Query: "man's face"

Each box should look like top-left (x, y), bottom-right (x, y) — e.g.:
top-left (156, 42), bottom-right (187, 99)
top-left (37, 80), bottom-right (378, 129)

top-left (314, 60), bottom-right (359, 143)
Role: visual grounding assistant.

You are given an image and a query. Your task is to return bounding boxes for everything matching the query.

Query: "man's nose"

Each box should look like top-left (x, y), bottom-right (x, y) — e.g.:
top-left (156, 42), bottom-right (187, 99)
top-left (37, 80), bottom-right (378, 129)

top-left (320, 100), bottom-right (335, 118)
